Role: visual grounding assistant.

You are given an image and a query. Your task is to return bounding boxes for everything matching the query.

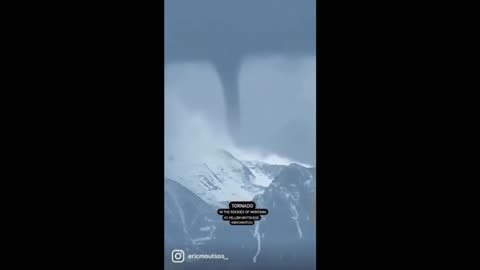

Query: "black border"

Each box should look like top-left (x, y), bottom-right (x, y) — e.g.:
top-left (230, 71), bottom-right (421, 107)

top-left (49, 3), bottom-right (167, 268)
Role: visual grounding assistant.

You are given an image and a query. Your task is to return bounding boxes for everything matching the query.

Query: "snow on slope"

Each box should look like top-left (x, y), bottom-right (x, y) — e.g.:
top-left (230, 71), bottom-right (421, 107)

top-left (242, 160), bottom-right (285, 187)
top-left (165, 149), bottom-right (266, 207)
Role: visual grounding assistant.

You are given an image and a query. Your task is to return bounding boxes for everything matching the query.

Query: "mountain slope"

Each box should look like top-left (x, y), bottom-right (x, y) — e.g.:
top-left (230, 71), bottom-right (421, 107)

top-left (165, 178), bottom-right (221, 249)
top-left (251, 164), bottom-right (316, 264)
top-left (242, 160), bottom-right (286, 187)
top-left (165, 149), bottom-right (265, 207)
top-left (164, 150), bottom-right (316, 269)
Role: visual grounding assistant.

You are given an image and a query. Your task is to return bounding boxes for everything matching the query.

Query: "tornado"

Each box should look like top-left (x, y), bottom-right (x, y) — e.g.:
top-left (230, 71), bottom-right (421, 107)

top-left (214, 58), bottom-right (241, 137)
top-left (165, 0), bottom-right (316, 137)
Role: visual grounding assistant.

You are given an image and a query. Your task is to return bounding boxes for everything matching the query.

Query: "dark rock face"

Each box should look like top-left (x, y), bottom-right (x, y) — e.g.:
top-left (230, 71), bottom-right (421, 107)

top-left (250, 164), bottom-right (316, 268)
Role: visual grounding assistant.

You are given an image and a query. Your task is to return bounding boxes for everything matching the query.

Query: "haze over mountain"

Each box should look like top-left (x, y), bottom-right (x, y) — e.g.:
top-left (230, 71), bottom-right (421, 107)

top-left (165, 0), bottom-right (316, 166)
top-left (164, 57), bottom-right (316, 166)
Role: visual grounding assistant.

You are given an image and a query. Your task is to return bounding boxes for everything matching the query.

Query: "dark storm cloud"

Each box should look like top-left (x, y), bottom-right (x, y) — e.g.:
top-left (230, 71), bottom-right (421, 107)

top-left (165, 0), bottom-right (316, 138)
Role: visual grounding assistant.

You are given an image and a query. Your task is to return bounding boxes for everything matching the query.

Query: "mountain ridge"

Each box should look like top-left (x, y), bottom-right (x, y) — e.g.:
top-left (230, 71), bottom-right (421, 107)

top-left (165, 149), bottom-right (316, 269)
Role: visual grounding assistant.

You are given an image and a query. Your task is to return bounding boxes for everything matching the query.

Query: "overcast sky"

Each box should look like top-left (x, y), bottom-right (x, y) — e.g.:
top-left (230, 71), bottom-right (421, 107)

top-left (164, 0), bottom-right (316, 166)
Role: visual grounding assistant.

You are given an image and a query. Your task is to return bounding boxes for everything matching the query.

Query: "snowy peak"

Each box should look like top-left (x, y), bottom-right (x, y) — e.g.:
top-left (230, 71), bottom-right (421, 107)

top-left (166, 148), bottom-right (315, 209)
top-left (165, 149), bottom-right (265, 207)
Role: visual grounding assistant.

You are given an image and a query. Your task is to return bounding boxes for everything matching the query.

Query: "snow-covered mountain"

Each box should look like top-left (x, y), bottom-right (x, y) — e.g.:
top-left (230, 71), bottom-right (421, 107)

top-left (165, 149), bottom-right (316, 270)
top-left (165, 149), bottom-right (273, 207)
top-left (165, 178), bottom-right (220, 249)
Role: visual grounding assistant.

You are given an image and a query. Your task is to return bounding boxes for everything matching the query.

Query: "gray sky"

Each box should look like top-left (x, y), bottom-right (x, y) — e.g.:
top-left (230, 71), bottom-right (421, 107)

top-left (164, 0), bottom-right (316, 166)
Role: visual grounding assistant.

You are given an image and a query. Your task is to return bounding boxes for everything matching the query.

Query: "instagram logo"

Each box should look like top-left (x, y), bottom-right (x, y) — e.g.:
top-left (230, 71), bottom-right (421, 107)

top-left (171, 249), bottom-right (185, 263)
